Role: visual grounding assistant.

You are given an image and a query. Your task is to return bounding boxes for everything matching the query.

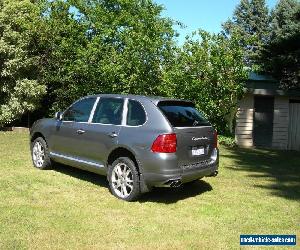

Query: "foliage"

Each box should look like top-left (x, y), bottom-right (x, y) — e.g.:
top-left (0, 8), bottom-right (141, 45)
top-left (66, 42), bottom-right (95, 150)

top-left (0, 0), bottom-right (248, 133)
top-left (218, 135), bottom-right (236, 148)
top-left (269, 0), bottom-right (300, 40)
top-left (222, 0), bottom-right (270, 70)
top-left (162, 30), bottom-right (248, 134)
top-left (39, 0), bottom-right (176, 113)
top-left (0, 0), bottom-right (46, 126)
top-left (262, 0), bottom-right (300, 89)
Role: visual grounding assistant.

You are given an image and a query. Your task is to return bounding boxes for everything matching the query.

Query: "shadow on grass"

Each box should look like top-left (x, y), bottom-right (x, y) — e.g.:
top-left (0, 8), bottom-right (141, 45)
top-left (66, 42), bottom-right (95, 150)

top-left (53, 163), bottom-right (108, 188)
top-left (222, 147), bottom-right (300, 200)
top-left (139, 180), bottom-right (212, 204)
top-left (53, 163), bottom-right (212, 204)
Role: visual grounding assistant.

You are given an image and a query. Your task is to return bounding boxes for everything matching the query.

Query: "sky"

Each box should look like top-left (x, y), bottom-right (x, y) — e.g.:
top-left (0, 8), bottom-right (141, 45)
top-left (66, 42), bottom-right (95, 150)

top-left (155, 0), bottom-right (278, 45)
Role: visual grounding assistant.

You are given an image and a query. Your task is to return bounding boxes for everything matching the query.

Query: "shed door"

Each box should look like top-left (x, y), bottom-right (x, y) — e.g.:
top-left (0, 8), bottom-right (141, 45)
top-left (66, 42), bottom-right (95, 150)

top-left (288, 102), bottom-right (300, 151)
top-left (253, 96), bottom-right (274, 147)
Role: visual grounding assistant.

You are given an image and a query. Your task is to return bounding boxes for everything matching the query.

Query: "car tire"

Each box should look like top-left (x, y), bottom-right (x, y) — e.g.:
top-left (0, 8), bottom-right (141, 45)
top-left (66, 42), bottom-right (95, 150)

top-left (31, 137), bottom-right (52, 170)
top-left (108, 157), bottom-right (141, 201)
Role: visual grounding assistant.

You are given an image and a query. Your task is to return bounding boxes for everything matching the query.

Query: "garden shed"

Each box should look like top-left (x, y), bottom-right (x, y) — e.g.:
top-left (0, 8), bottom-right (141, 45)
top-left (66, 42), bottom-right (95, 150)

top-left (235, 73), bottom-right (300, 151)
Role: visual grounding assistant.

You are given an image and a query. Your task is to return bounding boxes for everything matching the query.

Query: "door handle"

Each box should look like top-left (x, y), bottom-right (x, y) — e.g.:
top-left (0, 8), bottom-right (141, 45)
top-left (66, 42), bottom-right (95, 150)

top-left (108, 132), bottom-right (118, 138)
top-left (76, 129), bottom-right (85, 135)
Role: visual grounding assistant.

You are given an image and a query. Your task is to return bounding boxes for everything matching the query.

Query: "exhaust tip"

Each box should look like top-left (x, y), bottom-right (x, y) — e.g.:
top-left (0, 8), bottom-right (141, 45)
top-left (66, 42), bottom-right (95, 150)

top-left (213, 170), bottom-right (218, 177)
top-left (207, 170), bottom-right (218, 177)
top-left (164, 179), bottom-right (182, 188)
top-left (170, 180), bottom-right (182, 188)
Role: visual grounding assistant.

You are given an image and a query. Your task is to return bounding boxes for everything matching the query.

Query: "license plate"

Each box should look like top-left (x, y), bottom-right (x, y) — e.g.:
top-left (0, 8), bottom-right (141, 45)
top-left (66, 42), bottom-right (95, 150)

top-left (192, 147), bottom-right (204, 156)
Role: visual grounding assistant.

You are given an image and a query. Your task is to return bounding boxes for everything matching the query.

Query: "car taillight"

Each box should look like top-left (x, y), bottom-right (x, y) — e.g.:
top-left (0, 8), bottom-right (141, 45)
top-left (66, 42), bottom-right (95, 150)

top-left (151, 133), bottom-right (177, 153)
top-left (213, 130), bottom-right (218, 148)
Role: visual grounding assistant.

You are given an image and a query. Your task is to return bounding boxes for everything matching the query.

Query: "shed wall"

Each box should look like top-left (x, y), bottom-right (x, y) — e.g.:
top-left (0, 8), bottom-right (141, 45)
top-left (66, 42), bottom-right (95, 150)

top-left (288, 102), bottom-right (300, 150)
top-left (272, 96), bottom-right (289, 149)
top-left (235, 94), bottom-right (254, 147)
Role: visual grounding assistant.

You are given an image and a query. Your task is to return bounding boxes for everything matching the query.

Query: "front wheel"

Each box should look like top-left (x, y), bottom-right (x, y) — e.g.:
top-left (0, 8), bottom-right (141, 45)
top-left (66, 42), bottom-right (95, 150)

top-left (108, 157), bottom-right (141, 201)
top-left (31, 137), bottom-right (52, 170)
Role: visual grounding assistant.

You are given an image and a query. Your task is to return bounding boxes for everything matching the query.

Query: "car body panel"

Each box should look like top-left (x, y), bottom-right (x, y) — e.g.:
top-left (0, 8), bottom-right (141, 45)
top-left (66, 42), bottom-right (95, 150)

top-left (174, 126), bottom-right (215, 165)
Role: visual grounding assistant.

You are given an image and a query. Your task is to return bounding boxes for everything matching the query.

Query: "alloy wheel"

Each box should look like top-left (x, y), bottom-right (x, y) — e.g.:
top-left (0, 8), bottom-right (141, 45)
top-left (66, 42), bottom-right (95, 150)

top-left (111, 162), bottom-right (134, 198)
top-left (32, 141), bottom-right (45, 168)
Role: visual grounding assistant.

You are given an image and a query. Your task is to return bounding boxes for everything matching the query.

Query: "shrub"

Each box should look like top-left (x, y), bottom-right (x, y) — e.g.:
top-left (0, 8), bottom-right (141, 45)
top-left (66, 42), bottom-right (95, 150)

top-left (218, 135), bottom-right (236, 148)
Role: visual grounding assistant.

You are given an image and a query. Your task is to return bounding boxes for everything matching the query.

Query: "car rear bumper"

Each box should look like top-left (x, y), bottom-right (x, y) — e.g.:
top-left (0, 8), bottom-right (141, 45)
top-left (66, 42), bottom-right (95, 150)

top-left (143, 161), bottom-right (219, 187)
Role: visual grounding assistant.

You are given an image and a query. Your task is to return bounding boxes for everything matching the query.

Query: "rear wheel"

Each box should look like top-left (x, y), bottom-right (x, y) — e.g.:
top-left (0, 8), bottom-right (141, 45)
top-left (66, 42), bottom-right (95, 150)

top-left (31, 137), bottom-right (52, 169)
top-left (108, 157), bottom-right (141, 201)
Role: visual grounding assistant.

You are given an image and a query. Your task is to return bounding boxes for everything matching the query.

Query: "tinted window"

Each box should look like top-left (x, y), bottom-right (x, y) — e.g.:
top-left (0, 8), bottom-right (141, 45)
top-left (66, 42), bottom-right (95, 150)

top-left (63, 97), bottom-right (96, 122)
top-left (127, 100), bottom-right (146, 126)
top-left (92, 98), bottom-right (124, 125)
top-left (158, 101), bottom-right (210, 127)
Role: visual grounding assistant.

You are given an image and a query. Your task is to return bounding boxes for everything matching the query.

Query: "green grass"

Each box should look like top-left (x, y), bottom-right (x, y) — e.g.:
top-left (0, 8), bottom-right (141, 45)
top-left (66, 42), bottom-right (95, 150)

top-left (0, 131), bottom-right (299, 249)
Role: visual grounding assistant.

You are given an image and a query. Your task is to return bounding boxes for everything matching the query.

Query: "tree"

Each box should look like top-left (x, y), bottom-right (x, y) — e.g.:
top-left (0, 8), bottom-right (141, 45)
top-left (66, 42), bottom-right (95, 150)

top-left (222, 0), bottom-right (270, 70)
top-left (270, 0), bottom-right (300, 39)
top-left (39, 0), bottom-right (176, 113)
top-left (0, 0), bottom-right (46, 126)
top-left (162, 30), bottom-right (248, 134)
top-left (262, 0), bottom-right (300, 89)
top-left (0, 0), bottom-right (250, 133)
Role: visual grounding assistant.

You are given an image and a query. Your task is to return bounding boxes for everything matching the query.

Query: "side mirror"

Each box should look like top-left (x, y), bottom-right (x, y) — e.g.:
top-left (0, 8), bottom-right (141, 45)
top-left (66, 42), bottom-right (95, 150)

top-left (55, 111), bottom-right (63, 121)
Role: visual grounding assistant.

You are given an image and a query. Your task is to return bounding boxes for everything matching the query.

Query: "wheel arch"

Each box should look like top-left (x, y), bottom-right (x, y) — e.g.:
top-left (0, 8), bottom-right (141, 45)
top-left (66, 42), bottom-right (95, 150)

top-left (31, 131), bottom-right (46, 143)
top-left (107, 146), bottom-right (150, 193)
top-left (107, 147), bottom-right (142, 174)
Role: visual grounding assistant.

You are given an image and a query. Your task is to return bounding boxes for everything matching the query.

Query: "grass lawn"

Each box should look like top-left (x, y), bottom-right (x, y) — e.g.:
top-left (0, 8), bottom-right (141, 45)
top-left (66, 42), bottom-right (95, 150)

top-left (0, 131), bottom-right (299, 249)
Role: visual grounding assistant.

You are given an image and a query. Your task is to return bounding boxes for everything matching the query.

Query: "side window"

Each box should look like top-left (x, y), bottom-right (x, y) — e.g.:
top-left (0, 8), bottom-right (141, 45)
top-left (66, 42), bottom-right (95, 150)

top-left (126, 100), bottom-right (146, 126)
top-left (63, 97), bottom-right (96, 122)
top-left (92, 98), bottom-right (124, 125)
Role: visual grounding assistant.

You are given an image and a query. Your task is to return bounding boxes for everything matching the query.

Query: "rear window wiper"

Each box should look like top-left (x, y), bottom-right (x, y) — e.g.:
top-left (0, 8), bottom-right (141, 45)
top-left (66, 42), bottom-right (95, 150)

top-left (193, 120), bottom-right (199, 126)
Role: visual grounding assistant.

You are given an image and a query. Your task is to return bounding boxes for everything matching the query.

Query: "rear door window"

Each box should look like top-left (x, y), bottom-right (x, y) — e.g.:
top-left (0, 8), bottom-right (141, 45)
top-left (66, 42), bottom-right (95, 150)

top-left (126, 100), bottom-right (146, 126)
top-left (92, 98), bottom-right (124, 125)
top-left (158, 101), bottom-right (210, 127)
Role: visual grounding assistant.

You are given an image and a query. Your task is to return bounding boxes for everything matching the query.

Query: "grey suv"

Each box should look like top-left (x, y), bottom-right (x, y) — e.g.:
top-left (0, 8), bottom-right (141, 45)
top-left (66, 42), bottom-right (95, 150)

top-left (30, 94), bottom-right (219, 201)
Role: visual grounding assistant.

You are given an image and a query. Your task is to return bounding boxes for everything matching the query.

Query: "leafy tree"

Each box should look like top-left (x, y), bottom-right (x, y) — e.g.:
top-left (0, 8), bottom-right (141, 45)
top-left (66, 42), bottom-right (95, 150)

top-left (223, 0), bottom-right (270, 70)
top-left (162, 30), bottom-right (248, 134)
top-left (0, 0), bottom-right (46, 126)
top-left (39, 0), bottom-right (176, 113)
top-left (0, 0), bottom-right (249, 134)
top-left (262, 0), bottom-right (300, 88)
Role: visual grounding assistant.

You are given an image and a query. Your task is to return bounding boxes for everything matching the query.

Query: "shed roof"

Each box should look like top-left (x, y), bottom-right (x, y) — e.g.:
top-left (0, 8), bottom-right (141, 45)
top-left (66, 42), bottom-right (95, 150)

top-left (245, 72), bottom-right (300, 97)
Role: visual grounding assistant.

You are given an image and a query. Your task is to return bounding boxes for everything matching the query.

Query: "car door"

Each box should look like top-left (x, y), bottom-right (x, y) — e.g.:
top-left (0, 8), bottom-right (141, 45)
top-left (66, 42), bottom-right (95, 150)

top-left (79, 97), bottom-right (124, 166)
top-left (50, 97), bottom-right (97, 162)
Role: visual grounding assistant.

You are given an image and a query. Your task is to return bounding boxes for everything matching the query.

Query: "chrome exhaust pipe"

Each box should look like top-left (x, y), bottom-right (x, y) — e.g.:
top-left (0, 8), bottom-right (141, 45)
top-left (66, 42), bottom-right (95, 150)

top-left (207, 170), bottom-right (219, 177)
top-left (164, 179), bottom-right (182, 187)
top-left (213, 170), bottom-right (218, 177)
top-left (170, 180), bottom-right (182, 188)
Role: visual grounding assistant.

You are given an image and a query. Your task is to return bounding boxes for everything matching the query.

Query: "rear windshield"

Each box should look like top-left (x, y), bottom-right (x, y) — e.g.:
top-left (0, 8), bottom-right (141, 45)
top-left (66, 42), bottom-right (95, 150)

top-left (158, 101), bottom-right (210, 127)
